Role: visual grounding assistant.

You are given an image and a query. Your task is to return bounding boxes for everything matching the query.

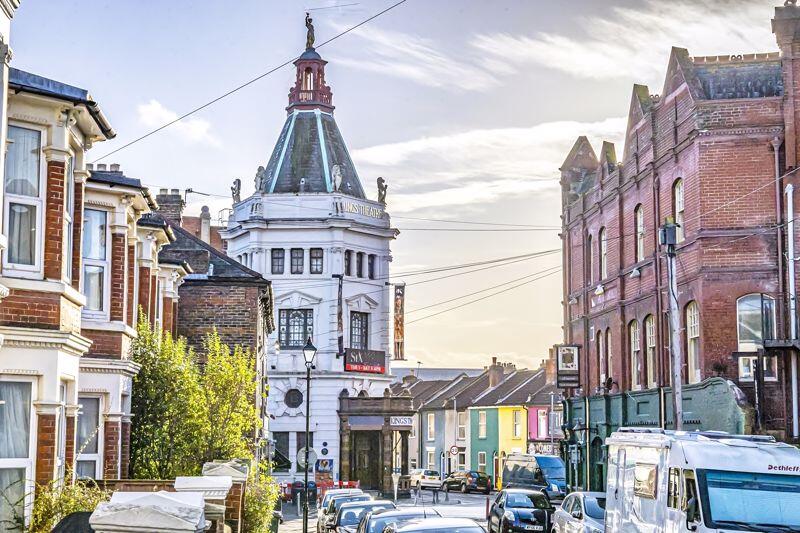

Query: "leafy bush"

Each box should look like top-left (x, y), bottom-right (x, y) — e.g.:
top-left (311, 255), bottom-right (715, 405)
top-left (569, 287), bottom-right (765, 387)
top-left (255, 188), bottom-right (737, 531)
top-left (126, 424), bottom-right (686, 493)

top-left (243, 463), bottom-right (281, 533)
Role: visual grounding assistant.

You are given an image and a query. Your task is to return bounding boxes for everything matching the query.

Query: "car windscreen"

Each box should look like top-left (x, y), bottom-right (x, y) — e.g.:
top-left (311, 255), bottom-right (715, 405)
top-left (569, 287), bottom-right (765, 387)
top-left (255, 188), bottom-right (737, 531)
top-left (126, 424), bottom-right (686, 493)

top-left (424, 470), bottom-right (439, 476)
top-left (535, 456), bottom-right (566, 479)
top-left (339, 504), bottom-right (393, 526)
top-left (368, 512), bottom-right (428, 533)
top-left (584, 497), bottom-right (606, 520)
top-left (698, 469), bottom-right (800, 528)
top-left (468, 471), bottom-right (486, 479)
top-left (506, 493), bottom-right (550, 509)
top-left (333, 495), bottom-right (370, 511)
top-left (400, 527), bottom-right (483, 533)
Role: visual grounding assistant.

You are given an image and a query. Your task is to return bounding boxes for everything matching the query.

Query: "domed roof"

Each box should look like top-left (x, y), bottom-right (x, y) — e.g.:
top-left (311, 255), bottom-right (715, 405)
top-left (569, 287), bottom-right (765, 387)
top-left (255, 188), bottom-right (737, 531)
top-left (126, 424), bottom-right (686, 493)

top-left (298, 47), bottom-right (322, 61)
top-left (259, 109), bottom-right (365, 198)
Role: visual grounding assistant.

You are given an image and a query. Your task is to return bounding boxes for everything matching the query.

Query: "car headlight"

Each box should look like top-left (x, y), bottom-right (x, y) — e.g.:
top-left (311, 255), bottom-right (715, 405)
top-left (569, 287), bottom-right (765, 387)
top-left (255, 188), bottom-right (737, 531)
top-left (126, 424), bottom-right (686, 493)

top-left (503, 510), bottom-right (516, 522)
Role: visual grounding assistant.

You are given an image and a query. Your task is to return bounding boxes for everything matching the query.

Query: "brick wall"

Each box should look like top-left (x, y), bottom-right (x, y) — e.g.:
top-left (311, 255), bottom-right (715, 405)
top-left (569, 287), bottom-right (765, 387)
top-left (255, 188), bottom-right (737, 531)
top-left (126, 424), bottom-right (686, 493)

top-left (110, 233), bottom-right (127, 322)
top-left (177, 283), bottom-right (263, 357)
top-left (103, 420), bottom-right (120, 479)
top-left (83, 328), bottom-right (124, 357)
top-left (126, 244), bottom-right (136, 326)
top-left (35, 414), bottom-right (56, 487)
top-left (120, 420), bottom-right (131, 479)
top-left (138, 266), bottom-right (152, 319)
top-left (44, 161), bottom-right (66, 281)
top-left (0, 289), bottom-right (61, 329)
top-left (162, 295), bottom-right (174, 335)
top-left (65, 415), bottom-right (76, 472)
top-left (71, 181), bottom-right (84, 291)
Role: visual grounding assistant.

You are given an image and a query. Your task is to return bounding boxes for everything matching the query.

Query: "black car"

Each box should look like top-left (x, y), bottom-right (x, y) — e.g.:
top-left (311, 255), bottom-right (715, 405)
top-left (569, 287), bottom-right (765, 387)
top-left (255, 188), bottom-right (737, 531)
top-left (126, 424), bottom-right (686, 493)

top-left (441, 469), bottom-right (492, 494)
top-left (487, 488), bottom-right (554, 533)
top-left (355, 507), bottom-right (442, 533)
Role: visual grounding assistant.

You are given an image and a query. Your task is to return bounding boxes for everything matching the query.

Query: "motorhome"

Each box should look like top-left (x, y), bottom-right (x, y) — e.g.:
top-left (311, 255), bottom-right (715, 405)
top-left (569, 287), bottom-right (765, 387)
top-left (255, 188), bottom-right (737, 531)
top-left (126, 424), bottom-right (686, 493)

top-left (605, 427), bottom-right (800, 532)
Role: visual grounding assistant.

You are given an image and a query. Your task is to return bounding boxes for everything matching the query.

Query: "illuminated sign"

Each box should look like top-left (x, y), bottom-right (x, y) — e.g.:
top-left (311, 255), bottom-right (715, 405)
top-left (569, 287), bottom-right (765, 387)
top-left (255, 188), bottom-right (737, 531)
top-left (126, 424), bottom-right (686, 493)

top-left (344, 349), bottom-right (386, 374)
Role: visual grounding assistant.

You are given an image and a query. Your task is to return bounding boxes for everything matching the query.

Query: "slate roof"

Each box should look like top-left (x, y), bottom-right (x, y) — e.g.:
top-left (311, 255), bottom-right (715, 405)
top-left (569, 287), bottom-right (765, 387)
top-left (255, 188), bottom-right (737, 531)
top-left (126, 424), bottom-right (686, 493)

top-left (391, 367), bottom-right (484, 383)
top-left (471, 369), bottom-right (541, 408)
top-left (501, 369), bottom-right (555, 406)
top-left (260, 110), bottom-right (365, 198)
top-left (9, 68), bottom-right (115, 139)
top-left (393, 379), bottom-right (459, 410)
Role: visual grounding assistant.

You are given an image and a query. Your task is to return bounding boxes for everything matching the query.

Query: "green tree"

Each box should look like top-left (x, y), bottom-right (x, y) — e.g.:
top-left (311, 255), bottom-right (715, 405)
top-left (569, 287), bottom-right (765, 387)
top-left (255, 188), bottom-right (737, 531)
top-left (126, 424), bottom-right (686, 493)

top-left (129, 316), bottom-right (206, 478)
top-left (198, 330), bottom-right (260, 463)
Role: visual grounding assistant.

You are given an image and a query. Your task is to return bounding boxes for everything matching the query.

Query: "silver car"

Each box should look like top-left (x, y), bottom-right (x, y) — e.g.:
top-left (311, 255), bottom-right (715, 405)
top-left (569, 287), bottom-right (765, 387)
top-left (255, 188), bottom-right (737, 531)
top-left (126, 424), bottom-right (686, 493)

top-left (551, 492), bottom-right (605, 533)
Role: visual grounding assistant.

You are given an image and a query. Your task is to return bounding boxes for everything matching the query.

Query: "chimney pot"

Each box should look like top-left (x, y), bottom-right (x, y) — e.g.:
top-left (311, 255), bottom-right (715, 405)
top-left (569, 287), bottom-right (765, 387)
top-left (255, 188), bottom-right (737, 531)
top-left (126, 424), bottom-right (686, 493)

top-left (110, 163), bottom-right (120, 172)
top-left (160, 188), bottom-right (168, 194)
top-left (171, 189), bottom-right (179, 195)
top-left (97, 163), bottom-right (107, 171)
top-left (86, 163), bottom-right (94, 171)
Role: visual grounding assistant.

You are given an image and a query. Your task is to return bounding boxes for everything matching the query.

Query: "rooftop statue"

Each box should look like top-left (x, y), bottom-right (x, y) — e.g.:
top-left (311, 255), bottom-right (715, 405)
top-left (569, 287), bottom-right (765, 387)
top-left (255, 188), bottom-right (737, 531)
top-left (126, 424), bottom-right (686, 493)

top-left (255, 165), bottom-right (268, 190)
top-left (231, 178), bottom-right (241, 203)
top-left (305, 12), bottom-right (315, 49)
top-left (377, 176), bottom-right (388, 205)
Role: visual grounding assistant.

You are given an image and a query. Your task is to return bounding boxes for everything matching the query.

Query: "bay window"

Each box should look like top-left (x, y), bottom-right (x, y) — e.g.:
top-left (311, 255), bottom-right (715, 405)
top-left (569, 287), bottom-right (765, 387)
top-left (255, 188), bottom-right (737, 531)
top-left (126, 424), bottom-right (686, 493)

top-left (350, 311), bottom-right (369, 350)
top-left (76, 397), bottom-right (101, 479)
top-left (0, 380), bottom-right (33, 527)
top-left (3, 125), bottom-right (44, 273)
top-left (279, 309), bottom-right (313, 349)
top-left (82, 209), bottom-right (109, 316)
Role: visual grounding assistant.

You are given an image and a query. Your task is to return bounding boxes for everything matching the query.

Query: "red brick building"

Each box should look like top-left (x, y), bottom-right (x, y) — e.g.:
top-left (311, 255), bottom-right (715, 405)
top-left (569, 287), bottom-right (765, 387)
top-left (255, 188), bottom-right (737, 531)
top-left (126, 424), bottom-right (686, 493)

top-left (561, 3), bottom-right (800, 440)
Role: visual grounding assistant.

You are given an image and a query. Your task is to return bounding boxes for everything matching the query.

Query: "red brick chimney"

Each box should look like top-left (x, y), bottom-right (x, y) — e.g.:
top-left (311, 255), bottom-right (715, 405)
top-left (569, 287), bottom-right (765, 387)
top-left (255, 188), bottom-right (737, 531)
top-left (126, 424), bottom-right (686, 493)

top-left (155, 189), bottom-right (184, 225)
top-left (774, 3), bottom-right (800, 167)
top-left (544, 347), bottom-right (557, 385)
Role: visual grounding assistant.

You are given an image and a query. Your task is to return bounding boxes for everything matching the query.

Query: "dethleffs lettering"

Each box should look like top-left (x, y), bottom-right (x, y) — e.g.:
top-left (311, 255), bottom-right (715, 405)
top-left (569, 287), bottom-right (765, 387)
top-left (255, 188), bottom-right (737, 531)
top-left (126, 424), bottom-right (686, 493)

top-left (342, 201), bottom-right (384, 219)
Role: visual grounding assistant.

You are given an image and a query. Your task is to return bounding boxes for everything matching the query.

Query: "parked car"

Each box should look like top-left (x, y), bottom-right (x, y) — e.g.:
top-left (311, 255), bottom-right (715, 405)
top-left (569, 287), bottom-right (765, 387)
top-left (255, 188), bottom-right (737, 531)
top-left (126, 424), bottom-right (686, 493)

top-left (501, 454), bottom-right (567, 502)
top-left (487, 488), bottom-right (554, 533)
top-left (332, 500), bottom-right (395, 533)
top-left (409, 468), bottom-right (441, 489)
top-left (551, 492), bottom-right (605, 533)
top-left (320, 494), bottom-right (372, 532)
top-left (384, 517), bottom-right (486, 533)
top-left (441, 469), bottom-right (492, 494)
top-left (355, 507), bottom-right (442, 533)
top-left (318, 489), bottom-right (363, 530)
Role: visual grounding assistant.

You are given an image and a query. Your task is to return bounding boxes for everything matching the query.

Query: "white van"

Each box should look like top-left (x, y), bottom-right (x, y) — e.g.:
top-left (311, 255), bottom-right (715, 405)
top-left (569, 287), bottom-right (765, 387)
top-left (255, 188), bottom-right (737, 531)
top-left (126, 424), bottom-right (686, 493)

top-left (605, 427), bottom-right (800, 532)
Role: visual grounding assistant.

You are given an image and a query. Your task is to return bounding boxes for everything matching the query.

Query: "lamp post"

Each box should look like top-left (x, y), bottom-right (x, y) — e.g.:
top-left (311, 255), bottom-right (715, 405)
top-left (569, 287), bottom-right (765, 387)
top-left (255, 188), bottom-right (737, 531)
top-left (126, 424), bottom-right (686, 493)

top-left (302, 337), bottom-right (317, 533)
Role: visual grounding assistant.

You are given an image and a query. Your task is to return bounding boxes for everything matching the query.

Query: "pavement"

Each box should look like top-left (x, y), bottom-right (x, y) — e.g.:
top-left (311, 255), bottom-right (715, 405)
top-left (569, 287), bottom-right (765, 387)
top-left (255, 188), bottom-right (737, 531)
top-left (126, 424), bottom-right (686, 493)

top-left (277, 490), bottom-right (492, 532)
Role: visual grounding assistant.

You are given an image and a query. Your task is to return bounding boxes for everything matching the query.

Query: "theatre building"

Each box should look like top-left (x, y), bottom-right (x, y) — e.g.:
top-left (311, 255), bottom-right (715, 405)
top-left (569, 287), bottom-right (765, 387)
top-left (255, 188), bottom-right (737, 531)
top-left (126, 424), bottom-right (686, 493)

top-left (221, 31), bottom-right (411, 492)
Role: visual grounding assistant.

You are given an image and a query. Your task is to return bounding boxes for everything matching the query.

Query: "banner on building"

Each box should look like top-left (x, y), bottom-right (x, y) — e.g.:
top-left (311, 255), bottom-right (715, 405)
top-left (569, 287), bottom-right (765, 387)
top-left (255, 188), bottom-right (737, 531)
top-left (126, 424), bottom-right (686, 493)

top-left (345, 348), bottom-right (387, 374)
top-left (337, 274), bottom-right (344, 357)
top-left (393, 284), bottom-right (405, 360)
top-left (556, 344), bottom-right (580, 389)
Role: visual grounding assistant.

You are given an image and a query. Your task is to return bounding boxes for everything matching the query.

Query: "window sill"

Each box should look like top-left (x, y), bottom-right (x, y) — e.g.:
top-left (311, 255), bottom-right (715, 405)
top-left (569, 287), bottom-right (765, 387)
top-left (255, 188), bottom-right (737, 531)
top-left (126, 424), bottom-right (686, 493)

top-left (0, 276), bottom-right (86, 306)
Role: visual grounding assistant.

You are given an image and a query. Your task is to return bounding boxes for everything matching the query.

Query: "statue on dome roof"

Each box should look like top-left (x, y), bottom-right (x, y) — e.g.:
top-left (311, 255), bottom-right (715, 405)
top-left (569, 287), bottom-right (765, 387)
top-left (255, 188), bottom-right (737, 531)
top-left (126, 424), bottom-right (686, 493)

top-left (255, 165), bottom-right (268, 190)
top-left (305, 13), bottom-right (315, 49)
top-left (332, 164), bottom-right (343, 192)
top-left (377, 176), bottom-right (388, 205)
top-left (231, 178), bottom-right (241, 203)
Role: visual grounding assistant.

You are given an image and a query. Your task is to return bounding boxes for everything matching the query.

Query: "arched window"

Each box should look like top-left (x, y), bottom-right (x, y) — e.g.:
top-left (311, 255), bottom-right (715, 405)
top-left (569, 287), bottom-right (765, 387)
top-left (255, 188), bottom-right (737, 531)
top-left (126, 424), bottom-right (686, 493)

top-left (596, 330), bottom-right (605, 387)
top-left (606, 328), bottom-right (613, 385)
top-left (736, 294), bottom-right (777, 381)
top-left (644, 315), bottom-right (656, 388)
top-left (634, 204), bottom-right (645, 262)
top-left (673, 179), bottom-right (684, 242)
top-left (685, 301), bottom-right (700, 384)
top-left (302, 67), bottom-right (314, 91)
top-left (586, 234), bottom-right (594, 285)
top-left (599, 227), bottom-right (608, 280)
top-left (629, 320), bottom-right (641, 390)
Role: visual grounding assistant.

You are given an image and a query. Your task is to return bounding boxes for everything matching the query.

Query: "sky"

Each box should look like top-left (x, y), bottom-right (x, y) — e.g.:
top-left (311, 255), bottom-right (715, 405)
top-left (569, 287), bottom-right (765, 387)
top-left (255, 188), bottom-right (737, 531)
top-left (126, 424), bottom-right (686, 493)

top-left (10, 0), bottom-right (778, 371)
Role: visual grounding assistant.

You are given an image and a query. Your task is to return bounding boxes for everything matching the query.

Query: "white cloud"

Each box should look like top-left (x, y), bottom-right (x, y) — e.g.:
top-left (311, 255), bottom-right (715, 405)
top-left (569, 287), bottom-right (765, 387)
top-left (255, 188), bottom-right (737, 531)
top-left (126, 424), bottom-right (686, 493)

top-left (352, 117), bottom-right (626, 213)
top-left (333, 25), bottom-right (507, 92)
top-left (472, 0), bottom-right (775, 87)
top-left (137, 99), bottom-right (220, 146)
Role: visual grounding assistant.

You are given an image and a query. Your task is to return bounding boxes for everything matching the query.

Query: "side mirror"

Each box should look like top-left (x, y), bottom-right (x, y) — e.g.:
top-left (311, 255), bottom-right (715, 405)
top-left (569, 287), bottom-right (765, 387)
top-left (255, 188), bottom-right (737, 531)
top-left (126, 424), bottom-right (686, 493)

top-left (571, 510), bottom-right (582, 520)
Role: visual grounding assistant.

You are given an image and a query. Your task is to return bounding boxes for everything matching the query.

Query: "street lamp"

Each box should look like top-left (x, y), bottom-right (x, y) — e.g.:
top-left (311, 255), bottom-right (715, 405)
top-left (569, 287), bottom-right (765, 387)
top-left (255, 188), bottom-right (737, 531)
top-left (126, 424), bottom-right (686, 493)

top-left (301, 337), bottom-right (317, 533)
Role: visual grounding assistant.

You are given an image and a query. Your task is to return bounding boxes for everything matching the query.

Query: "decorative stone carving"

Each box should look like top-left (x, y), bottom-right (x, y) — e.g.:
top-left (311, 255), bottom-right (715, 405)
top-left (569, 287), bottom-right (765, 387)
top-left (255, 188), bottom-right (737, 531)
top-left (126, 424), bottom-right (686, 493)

top-left (231, 178), bottom-right (241, 203)
top-left (175, 475), bottom-right (233, 500)
top-left (255, 165), bottom-right (268, 190)
top-left (377, 176), bottom-right (387, 204)
top-left (202, 460), bottom-right (249, 482)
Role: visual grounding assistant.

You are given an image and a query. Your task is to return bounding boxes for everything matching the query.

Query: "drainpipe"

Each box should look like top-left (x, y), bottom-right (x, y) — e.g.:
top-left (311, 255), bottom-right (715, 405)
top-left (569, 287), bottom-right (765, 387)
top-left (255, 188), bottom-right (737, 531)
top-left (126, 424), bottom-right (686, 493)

top-left (786, 182), bottom-right (799, 439)
top-left (453, 397), bottom-right (458, 471)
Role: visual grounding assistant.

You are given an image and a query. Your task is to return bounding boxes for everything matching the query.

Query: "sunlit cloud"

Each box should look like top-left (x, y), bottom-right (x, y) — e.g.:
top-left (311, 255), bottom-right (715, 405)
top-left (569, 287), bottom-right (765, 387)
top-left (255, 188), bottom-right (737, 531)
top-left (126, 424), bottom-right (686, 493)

top-left (352, 117), bottom-right (626, 213)
top-left (137, 99), bottom-right (220, 147)
top-left (472, 0), bottom-right (774, 87)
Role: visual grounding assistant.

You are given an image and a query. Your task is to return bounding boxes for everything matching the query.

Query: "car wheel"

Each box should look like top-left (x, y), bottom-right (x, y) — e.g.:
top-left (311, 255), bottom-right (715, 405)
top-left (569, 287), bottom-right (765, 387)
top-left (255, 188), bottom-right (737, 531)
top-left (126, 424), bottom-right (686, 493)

top-left (461, 482), bottom-right (468, 494)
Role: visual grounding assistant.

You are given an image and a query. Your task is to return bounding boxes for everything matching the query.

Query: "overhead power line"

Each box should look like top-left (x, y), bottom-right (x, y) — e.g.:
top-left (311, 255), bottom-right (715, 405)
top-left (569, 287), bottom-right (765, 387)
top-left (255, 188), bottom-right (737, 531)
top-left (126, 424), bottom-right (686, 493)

top-left (91, 0), bottom-right (409, 163)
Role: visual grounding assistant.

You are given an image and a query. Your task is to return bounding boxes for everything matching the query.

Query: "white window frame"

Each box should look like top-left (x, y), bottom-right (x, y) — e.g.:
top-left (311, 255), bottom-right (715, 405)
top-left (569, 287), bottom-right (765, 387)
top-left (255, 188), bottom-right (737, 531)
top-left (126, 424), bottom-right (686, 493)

top-left (512, 410), bottom-right (522, 438)
top-left (457, 411), bottom-right (467, 440)
top-left (606, 329), bottom-right (613, 380)
top-left (597, 331), bottom-right (606, 384)
top-left (457, 451), bottom-right (466, 470)
top-left (736, 293), bottom-right (779, 382)
top-left (64, 153), bottom-right (75, 283)
top-left (537, 409), bottom-right (548, 437)
top-left (477, 451), bottom-right (487, 473)
top-left (0, 376), bottom-right (37, 526)
top-left (81, 208), bottom-right (112, 320)
top-left (630, 321), bottom-right (641, 390)
top-left (645, 315), bottom-right (657, 388)
top-left (2, 123), bottom-right (46, 278)
top-left (599, 227), bottom-right (607, 280)
top-left (686, 302), bottom-right (701, 384)
top-left (76, 395), bottom-right (103, 479)
top-left (426, 412), bottom-right (435, 441)
top-left (478, 410), bottom-right (487, 439)
top-left (635, 204), bottom-right (645, 262)
top-left (674, 179), bottom-right (685, 242)
top-left (426, 449), bottom-right (435, 470)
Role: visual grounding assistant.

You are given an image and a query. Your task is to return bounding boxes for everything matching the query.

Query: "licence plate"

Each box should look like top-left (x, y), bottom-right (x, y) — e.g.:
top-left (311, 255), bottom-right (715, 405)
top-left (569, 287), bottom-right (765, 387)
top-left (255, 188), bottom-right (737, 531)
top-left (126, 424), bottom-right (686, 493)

top-left (524, 526), bottom-right (543, 531)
